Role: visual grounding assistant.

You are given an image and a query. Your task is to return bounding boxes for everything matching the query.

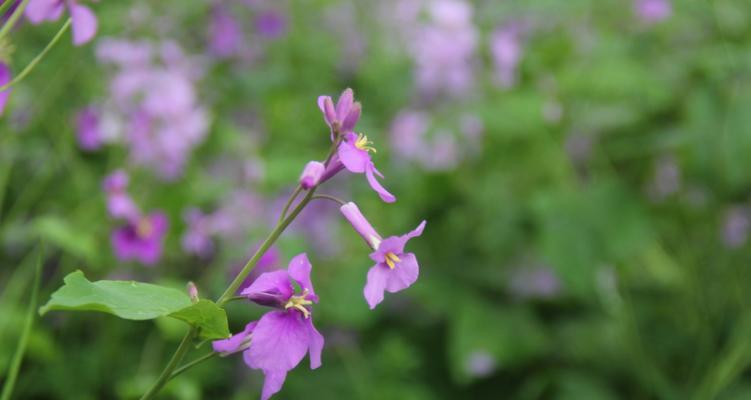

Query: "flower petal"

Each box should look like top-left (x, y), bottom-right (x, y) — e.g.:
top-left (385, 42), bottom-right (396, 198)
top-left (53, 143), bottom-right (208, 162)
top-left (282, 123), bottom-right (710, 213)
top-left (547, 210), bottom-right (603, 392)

top-left (69, 3), bottom-right (97, 46)
top-left (340, 102), bottom-right (361, 133)
top-left (340, 202), bottom-right (381, 249)
top-left (363, 264), bottom-right (389, 309)
top-left (244, 311), bottom-right (311, 373)
top-left (240, 270), bottom-right (293, 306)
top-left (338, 138), bottom-right (368, 173)
top-left (384, 253), bottom-right (419, 293)
top-left (287, 253), bottom-right (317, 300)
top-left (25, 0), bottom-right (63, 24)
top-left (306, 318), bottom-right (324, 369)
top-left (365, 164), bottom-right (396, 203)
top-left (148, 212), bottom-right (169, 237)
top-left (335, 88), bottom-right (354, 120)
top-left (212, 321), bottom-right (257, 354)
top-left (0, 63), bottom-right (12, 117)
top-left (259, 369), bottom-right (287, 400)
top-left (370, 221), bottom-right (426, 262)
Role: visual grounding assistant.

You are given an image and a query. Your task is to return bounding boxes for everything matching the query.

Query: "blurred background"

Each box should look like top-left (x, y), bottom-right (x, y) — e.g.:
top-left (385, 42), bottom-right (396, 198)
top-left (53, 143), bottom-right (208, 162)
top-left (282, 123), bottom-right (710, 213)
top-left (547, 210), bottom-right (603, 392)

top-left (2, 0), bottom-right (751, 398)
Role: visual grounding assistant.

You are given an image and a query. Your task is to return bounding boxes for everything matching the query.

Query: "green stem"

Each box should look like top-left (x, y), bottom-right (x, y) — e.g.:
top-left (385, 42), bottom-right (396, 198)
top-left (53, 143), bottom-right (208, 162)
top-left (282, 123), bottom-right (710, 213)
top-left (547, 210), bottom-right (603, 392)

top-left (217, 188), bottom-right (316, 305)
top-left (277, 185), bottom-right (302, 224)
top-left (0, 0), bottom-right (30, 41)
top-left (169, 352), bottom-right (217, 381)
top-left (139, 328), bottom-right (197, 400)
top-left (0, 18), bottom-right (71, 92)
top-left (0, 0), bottom-right (15, 20)
top-left (312, 194), bottom-right (346, 206)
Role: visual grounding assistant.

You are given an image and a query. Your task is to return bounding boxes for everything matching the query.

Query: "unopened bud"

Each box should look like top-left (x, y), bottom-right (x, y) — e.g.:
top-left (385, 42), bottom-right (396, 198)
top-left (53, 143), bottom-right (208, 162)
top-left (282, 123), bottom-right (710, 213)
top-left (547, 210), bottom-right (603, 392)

top-left (187, 281), bottom-right (199, 302)
top-left (299, 161), bottom-right (325, 190)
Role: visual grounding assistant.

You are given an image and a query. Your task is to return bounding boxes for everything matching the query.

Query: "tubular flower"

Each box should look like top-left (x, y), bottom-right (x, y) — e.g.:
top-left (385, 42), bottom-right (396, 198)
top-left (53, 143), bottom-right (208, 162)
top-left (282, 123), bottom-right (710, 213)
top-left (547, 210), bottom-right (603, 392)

top-left (213, 254), bottom-right (324, 400)
top-left (25, 0), bottom-right (98, 46)
top-left (340, 202), bottom-right (426, 309)
top-left (111, 212), bottom-right (169, 266)
top-left (317, 88), bottom-right (361, 138)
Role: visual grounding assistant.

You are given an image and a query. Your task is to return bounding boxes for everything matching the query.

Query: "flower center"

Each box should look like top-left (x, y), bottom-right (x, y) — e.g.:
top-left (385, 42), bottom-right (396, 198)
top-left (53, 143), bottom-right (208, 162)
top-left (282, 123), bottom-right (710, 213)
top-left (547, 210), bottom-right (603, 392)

top-left (355, 133), bottom-right (377, 153)
top-left (284, 289), bottom-right (313, 318)
top-left (136, 218), bottom-right (153, 238)
top-left (384, 252), bottom-right (401, 269)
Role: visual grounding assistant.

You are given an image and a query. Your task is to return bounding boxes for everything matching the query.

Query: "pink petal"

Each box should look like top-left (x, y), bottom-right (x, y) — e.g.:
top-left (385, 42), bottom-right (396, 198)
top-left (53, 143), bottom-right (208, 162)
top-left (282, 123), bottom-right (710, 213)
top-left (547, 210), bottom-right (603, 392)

top-left (338, 139), bottom-right (369, 173)
top-left (365, 164), bottom-right (396, 203)
top-left (0, 63), bottom-right (11, 117)
top-left (384, 253), bottom-right (419, 293)
top-left (340, 102), bottom-right (361, 133)
top-left (363, 264), bottom-right (389, 309)
top-left (306, 318), bottom-right (324, 369)
top-left (212, 321), bottom-right (257, 354)
top-left (335, 88), bottom-right (354, 120)
top-left (287, 253), bottom-right (316, 300)
top-left (240, 270), bottom-right (293, 305)
top-left (69, 3), bottom-right (97, 46)
top-left (244, 311), bottom-right (311, 372)
top-left (25, 0), bottom-right (63, 24)
top-left (260, 369), bottom-right (287, 400)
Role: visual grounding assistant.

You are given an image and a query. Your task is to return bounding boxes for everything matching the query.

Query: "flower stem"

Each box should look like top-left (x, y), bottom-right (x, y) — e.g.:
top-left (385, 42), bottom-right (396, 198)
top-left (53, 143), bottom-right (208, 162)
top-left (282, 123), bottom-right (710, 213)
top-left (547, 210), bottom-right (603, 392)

top-left (169, 352), bottom-right (217, 381)
top-left (312, 194), bottom-right (346, 206)
top-left (139, 328), bottom-right (197, 400)
top-left (0, 0), bottom-right (30, 42)
top-left (0, 18), bottom-right (71, 92)
top-left (217, 188), bottom-right (316, 305)
top-left (277, 185), bottom-right (302, 224)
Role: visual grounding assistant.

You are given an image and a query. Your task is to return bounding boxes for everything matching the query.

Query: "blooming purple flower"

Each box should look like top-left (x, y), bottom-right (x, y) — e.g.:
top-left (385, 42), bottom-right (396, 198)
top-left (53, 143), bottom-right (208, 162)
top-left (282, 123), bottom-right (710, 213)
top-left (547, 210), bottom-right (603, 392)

top-left (112, 212), bottom-right (168, 266)
top-left (25, 0), bottom-right (97, 46)
top-left (0, 63), bottom-right (10, 116)
top-left (75, 107), bottom-right (101, 151)
top-left (317, 88), bottom-right (361, 138)
top-left (340, 202), bottom-right (426, 309)
top-left (209, 4), bottom-right (244, 58)
top-left (334, 132), bottom-right (396, 202)
top-left (299, 161), bottom-right (325, 190)
top-left (214, 254), bottom-right (324, 400)
top-left (634, 0), bottom-right (672, 24)
top-left (102, 170), bottom-right (139, 220)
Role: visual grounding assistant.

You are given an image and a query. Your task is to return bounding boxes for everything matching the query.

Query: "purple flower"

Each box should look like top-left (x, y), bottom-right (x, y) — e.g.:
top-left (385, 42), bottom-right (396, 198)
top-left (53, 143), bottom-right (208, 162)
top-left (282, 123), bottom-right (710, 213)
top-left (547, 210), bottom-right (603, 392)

top-left (255, 9), bottom-right (287, 39)
top-left (722, 207), bottom-right (749, 249)
top-left (340, 202), bottom-right (426, 309)
top-left (102, 170), bottom-right (139, 220)
top-left (111, 212), bottom-right (168, 266)
top-left (334, 132), bottom-right (396, 203)
top-left (317, 88), bottom-right (361, 138)
top-left (299, 161), bottom-right (325, 190)
top-left (75, 107), bottom-right (101, 151)
top-left (209, 4), bottom-right (244, 58)
top-left (490, 23), bottom-right (523, 89)
top-left (214, 254), bottom-right (324, 400)
top-left (508, 266), bottom-right (561, 300)
top-left (235, 244), bottom-right (282, 293)
top-left (634, 0), bottom-right (672, 24)
top-left (25, 0), bottom-right (97, 46)
top-left (181, 208), bottom-right (214, 258)
top-left (0, 63), bottom-right (11, 116)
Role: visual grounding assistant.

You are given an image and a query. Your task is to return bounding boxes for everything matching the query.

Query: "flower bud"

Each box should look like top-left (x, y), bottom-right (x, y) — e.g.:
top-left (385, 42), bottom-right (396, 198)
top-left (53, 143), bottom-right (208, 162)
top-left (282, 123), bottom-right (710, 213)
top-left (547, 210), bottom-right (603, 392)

top-left (187, 281), bottom-right (199, 302)
top-left (340, 202), bottom-right (382, 249)
top-left (299, 161), bottom-right (325, 190)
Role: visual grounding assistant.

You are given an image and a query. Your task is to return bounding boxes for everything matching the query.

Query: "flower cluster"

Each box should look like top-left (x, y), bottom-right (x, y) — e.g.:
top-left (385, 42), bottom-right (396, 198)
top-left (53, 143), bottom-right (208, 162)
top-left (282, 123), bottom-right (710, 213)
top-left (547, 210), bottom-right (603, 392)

top-left (103, 170), bottom-right (168, 266)
top-left (213, 88), bottom-right (426, 399)
top-left (78, 39), bottom-right (209, 180)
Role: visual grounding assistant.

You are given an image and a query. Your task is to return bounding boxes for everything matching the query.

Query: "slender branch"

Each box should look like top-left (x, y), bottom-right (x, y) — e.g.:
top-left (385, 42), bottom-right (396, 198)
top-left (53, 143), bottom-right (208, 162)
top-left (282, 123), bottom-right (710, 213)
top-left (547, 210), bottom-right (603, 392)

top-left (312, 194), bottom-right (346, 206)
top-left (277, 185), bottom-right (302, 224)
top-left (0, 18), bottom-right (71, 92)
top-left (169, 352), bottom-right (217, 381)
top-left (139, 328), bottom-right (197, 400)
top-left (0, 0), bottom-right (30, 41)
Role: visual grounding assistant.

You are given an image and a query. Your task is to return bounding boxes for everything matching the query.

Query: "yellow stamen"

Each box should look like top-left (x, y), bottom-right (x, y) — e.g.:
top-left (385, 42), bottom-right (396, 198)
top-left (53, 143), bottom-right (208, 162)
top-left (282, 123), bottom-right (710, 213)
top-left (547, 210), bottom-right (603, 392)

top-left (355, 133), bottom-right (377, 153)
top-left (385, 252), bottom-right (401, 269)
top-left (284, 289), bottom-right (313, 319)
top-left (136, 218), bottom-right (153, 238)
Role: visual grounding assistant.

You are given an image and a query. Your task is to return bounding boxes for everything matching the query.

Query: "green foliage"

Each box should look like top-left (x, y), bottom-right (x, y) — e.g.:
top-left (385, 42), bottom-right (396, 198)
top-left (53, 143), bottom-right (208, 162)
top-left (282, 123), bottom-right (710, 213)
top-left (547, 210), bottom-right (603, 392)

top-left (168, 300), bottom-right (230, 341)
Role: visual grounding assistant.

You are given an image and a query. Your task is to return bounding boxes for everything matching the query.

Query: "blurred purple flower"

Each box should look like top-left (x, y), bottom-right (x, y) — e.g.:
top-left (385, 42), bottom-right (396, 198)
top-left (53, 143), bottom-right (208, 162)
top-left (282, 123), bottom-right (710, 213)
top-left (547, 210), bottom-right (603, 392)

top-left (340, 202), bottom-right (426, 309)
top-left (390, 110), bottom-right (430, 161)
top-left (112, 212), bottom-right (168, 266)
top-left (490, 23), bottom-right (524, 88)
top-left (465, 350), bottom-right (497, 378)
top-left (209, 4), bottom-right (244, 58)
top-left (508, 266), bottom-right (561, 300)
top-left (722, 207), bottom-right (749, 249)
top-left (255, 9), bottom-right (287, 39)
top-left (634, 0), bottom-right (672, 24)
top-left (0, 63), bottom-right (11, 116)
top-left (25, 0), bottom-right (97, 45)
top-left (409, 0), bottom-right (477, 98)
top-left (181, 208), bottom-right (214, 258)
top-left (647, 156), bottom-right (681, 202)
top-left (102, 170), bottom-right (139, 220)
top-left (75, 107), bottom-right (101, 151)
top-left (214, 254), bottom-right (324, 400)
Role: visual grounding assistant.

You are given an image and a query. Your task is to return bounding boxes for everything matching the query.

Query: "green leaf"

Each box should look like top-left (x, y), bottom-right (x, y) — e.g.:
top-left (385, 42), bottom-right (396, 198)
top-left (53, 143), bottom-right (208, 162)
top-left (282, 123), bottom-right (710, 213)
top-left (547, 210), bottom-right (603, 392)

top-left (169, 300), bottom-right (230, 341)
top-left (39, 271), bottom-right (192, 320)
